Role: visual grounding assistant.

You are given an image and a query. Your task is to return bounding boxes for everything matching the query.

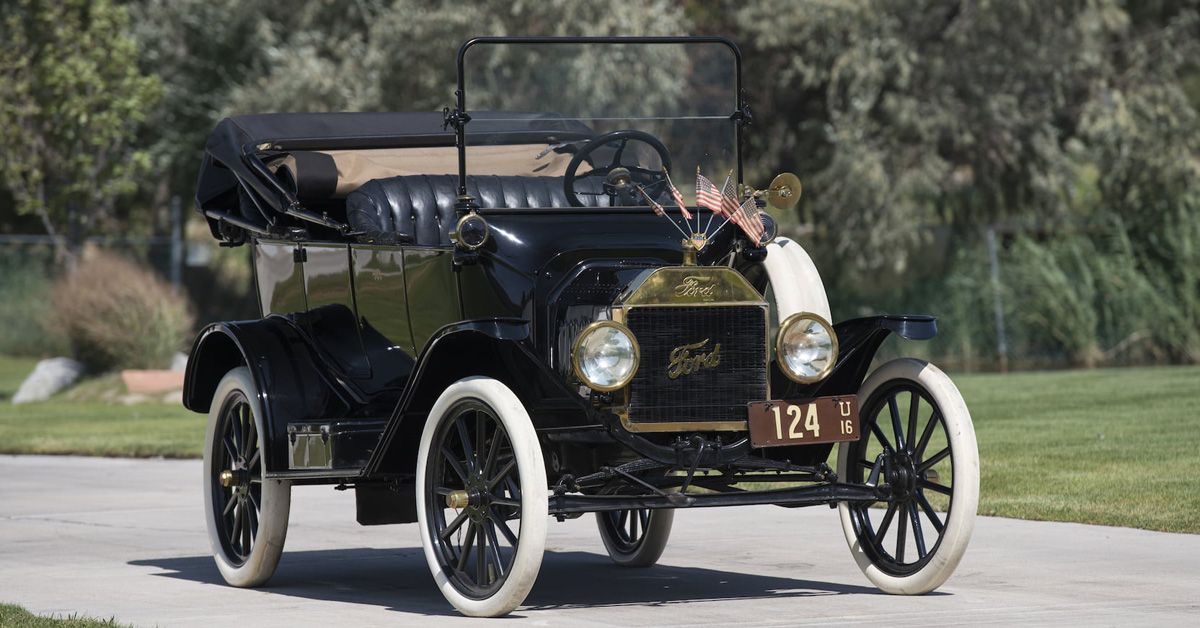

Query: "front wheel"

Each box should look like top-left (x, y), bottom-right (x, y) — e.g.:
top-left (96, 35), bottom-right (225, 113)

top-left (415, 377), bottom-right (548, 617)
top-left (596, 508), bottom-right (674, 567)
top-left (836, 358), bottom-right (979, 594)
top-left (203, 367), bottom-right (291, 587)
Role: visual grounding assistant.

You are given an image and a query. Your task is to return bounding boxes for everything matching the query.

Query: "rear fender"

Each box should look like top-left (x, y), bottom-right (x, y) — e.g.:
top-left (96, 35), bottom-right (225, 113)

top-left (183, 318), bottom-right (351, 472)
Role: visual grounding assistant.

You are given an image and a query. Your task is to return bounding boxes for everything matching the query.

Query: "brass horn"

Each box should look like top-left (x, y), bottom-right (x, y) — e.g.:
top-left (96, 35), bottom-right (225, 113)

top-left (765, 172), bottom-right (802, 211)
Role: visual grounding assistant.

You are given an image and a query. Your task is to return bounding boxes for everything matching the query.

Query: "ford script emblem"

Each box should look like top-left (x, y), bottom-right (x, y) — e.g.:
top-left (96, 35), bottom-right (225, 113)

top-left (673, 275), bottom-right (717, 301)
top-left (667, 338), bottom-right (722, 379)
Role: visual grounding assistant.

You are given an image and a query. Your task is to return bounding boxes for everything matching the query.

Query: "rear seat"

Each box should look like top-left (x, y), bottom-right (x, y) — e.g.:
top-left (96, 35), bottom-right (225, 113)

top-left (346, 175), bottom-right (606, 246)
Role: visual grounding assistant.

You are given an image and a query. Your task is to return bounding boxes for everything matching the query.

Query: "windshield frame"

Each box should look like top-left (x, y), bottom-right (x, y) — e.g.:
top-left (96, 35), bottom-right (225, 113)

top-left (451, 36), bottom-right (745, 201)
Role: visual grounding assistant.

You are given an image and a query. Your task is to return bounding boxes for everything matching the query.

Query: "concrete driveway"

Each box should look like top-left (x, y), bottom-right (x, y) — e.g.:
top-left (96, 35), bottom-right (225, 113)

top-left (1, 455), bottom-right (1197, 626)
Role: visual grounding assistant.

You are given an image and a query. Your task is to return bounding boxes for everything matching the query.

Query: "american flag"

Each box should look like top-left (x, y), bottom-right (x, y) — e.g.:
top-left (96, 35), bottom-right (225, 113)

top-left (638, 186), bottom-right (667, 217)
top-left (662, 170), bottom-right (694, 221)
top-left (733, 196), bottom-right (765, 242)
top-left (720, 174), bottom-right (743, 224)
top-left (696, 172), bottom-right (726, 217)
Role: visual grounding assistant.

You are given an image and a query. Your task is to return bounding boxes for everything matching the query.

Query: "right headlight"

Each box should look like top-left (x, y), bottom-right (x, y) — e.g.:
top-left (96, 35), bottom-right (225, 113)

top-left (776, 313), bottom-right (838, 383)
top-left (572, 320), bottom-right (640, 392)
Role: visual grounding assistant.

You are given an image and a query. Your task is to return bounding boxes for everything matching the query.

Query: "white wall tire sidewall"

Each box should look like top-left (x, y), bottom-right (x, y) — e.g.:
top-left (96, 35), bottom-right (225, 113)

top-left (836, 358), bottom-right (979, 594)
top-left (415, 376), bottom-right (548, 617)
top-left (763, 236), bottom-right (832, 324)
top-left (595, 509), bottom-right (674, 568)
top-left (202, 367), bottom-right (291, 588)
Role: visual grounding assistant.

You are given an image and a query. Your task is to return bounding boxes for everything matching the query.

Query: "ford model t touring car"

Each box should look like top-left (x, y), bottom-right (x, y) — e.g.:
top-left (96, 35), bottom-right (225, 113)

top-left (185, 36), bottom-right (979, 616)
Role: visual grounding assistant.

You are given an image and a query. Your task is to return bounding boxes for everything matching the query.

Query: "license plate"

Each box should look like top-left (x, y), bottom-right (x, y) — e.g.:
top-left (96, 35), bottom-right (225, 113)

top-left (747, 395), bottom-right (860, 447)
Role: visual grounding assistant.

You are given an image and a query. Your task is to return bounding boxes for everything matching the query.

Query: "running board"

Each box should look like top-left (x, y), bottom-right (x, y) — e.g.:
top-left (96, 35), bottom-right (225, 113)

top-left (549, 482), bottom-right (889, 515)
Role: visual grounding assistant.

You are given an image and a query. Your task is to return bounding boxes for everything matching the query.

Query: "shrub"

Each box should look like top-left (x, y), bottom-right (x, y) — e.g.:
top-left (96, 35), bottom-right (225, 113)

top-left (47, 250), bottom-right (195, 372)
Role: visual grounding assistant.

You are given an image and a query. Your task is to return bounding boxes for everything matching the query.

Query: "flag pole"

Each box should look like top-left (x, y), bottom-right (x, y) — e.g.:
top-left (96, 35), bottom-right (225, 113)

top-left (637, 186), bottom-right (692, 240)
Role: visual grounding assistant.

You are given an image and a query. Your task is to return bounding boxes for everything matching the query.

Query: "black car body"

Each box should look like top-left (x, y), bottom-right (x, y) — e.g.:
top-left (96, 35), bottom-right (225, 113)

top-left (185, 36), bottom-right (978, 617)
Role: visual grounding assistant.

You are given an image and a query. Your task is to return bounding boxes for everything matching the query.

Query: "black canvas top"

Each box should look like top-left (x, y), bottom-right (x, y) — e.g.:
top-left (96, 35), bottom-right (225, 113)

top-left (196, 111), bottom-right (592, 219)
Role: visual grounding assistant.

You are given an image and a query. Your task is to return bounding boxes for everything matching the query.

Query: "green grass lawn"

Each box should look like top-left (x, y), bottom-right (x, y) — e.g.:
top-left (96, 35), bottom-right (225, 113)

top-left (955, 365), bottom-right (1200, 534)
top-left (0, 355), bottom-right (201, 458)
top-left (0, 354), bottom-right (1197, 532)
top-left (0, 604), bottom-right (126, 628)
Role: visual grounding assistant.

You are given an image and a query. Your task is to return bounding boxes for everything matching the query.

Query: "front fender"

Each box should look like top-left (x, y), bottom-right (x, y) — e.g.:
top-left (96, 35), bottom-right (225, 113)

top-left (365, 318), bottom-right (590, 477)
top-left (778, 315), bottom-right (938, 399)
top-left (183, 317), bottom-right (351, 472)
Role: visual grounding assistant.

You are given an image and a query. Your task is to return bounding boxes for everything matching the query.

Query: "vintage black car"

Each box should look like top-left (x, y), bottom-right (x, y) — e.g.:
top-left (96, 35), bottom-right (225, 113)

top-left (185, 36), bottom-right (979, 616)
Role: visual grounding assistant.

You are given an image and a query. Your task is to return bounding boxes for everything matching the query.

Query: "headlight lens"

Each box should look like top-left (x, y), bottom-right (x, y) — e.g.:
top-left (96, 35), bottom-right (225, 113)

top-left (572, 321), bottom-right (639, 392)
top-left (776, 313), bottom-right (838, 383)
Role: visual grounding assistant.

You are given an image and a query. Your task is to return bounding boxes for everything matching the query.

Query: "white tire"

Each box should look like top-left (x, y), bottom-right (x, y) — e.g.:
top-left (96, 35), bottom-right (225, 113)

top-left (415, 377), bottom-right (548, 617)
top-left (203, 367), bottom-right (291, 587)
top-left (595, 508), bottom-right (674, 567)
top-left (836, 358), bottom-right (978, 594)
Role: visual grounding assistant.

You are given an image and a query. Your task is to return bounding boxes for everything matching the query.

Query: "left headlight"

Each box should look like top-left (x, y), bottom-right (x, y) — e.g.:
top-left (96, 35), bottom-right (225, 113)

top-left (572, 321), bottom-right (640, 392)
top-left (776, 313), bottom-right (838, 383)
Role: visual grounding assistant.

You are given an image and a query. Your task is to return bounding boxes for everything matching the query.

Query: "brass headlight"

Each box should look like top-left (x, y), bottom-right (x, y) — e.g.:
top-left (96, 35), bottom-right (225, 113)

top-left (776, 312), bottom-right (838, 383)
top-left (572, 321), bottom-right (640, 392)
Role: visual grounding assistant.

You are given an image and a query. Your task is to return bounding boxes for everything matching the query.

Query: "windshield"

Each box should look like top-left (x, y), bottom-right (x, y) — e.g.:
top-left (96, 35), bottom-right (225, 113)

top-left (459, 38), bottom-right (741, 207)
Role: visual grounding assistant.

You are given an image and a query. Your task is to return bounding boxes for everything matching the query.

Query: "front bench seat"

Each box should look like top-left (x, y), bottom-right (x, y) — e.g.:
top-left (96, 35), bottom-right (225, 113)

top-left (346, 174), bottom-right (607, 246)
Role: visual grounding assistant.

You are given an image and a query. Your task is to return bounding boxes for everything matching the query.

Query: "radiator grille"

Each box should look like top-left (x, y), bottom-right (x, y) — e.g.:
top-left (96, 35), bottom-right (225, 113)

top-left (625, 305), bottom-right (767, 426)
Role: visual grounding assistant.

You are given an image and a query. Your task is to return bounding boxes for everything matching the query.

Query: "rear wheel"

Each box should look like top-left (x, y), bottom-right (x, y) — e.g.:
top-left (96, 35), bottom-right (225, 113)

top-left (836, 358), bottom-right (978, 594)
top-left (596, 508), bottom-right (674, 567)
top-left (415, 377), bottom-right (548, 617)
top-left (203, 367), bottom-right (290, 587)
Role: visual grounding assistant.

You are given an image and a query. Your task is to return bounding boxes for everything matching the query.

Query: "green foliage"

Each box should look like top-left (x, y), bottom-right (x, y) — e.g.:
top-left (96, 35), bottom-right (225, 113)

top-left (0, 251), bottom-right (68, 357)
top-left (0, 0), bottom-right (161, 246)
top-left (0, 604), bottom-right (127, 628)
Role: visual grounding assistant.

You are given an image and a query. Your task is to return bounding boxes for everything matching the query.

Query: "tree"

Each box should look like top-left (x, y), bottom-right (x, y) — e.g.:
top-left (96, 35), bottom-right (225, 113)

top-left (0, 0), bottom-right (161, 260)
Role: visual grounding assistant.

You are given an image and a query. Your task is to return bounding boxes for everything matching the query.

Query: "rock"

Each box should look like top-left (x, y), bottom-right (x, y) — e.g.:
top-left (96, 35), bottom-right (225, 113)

top-left (170, 352), bottom-right (189, 372)
top-left (11, 357), bottom-right (85, 404)
top-left (121, 370), bottom-right (185, 395)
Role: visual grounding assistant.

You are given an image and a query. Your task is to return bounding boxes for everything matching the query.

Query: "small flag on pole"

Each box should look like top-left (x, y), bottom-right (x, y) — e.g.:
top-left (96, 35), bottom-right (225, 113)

top-left (720, 173), bottom-right (742, 225)
top-left (662, 170), bottom-right (693, 221)
top-left (696, 172), bottom-right (726, 217)
top-left (733, 196), bottom-right (765, 243)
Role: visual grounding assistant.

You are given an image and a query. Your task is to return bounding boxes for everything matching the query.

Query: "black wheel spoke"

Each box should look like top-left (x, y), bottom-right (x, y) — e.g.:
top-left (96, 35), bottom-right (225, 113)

top-left (914, 412), bottom-right (940, 459)
top-left (909, 503), bottom-right (927, 559)
top-left (440, 509), bottom-right (470, 541)
top-left (492, 510), bottom-right (519, 545)
top-left (441, 447), bottom-right (469, 483)
top-left (895, 506), bottom-right (908, 563)
top-left (917, 492), bottom-right (945, 533)
top-left (871, 421), bottom-right (895, 453)
top-left (484, 521), bottom-right (505, 577)
top-left (455, 417), bottom-right (474, 473)
top-left (491, 497), bottom-right (520, 508)
top-left (482, 427), bottom-right (503, 476)
top-left (639, 509), bottom-right (649, 533)
top-left (888, 396), bottom-right (906, 451)
top-left (874, 503), bottom-right (898, 545)
top-left (920, 479), bottom-right (953, 496)
top-left (476, 519), bottom-right (488, 584)
top-left (919, 447), bottom-right (951, 472)
top-left (222, 493), bottom-right (237, 516)
top-left (907, 391), bottom-right (920, 452)
top-left (487, 458), bottom-right (516, 491)
top-left (456, 523), bottom-right (477, 573)
top-left (628, 508), bottom-right (638, 540)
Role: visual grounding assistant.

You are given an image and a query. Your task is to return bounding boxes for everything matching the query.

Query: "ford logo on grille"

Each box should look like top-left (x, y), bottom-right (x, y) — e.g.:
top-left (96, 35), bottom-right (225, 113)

top-left (667, 338), bottom-right (722, 379)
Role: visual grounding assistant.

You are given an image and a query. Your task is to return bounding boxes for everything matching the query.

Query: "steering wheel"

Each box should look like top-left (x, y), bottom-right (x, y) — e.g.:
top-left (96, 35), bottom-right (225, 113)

top-left (563, 130), bottom-right (673, 208)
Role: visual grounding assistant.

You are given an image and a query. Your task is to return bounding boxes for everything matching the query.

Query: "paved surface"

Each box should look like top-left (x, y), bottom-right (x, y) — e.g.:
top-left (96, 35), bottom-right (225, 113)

top-left (1, 455), bottom-right (1198, 627)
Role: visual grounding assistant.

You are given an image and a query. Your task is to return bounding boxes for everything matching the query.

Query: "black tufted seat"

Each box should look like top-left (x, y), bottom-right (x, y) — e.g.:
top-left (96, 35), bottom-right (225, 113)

top-left (346, 175), bottom-right (607, 246)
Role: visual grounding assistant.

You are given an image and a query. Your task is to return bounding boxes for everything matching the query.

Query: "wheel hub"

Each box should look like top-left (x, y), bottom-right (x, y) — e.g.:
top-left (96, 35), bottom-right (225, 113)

top-left (219, 468), bottom-right (250, 488)
top-left (889, 452), bottom-right (919, 500)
